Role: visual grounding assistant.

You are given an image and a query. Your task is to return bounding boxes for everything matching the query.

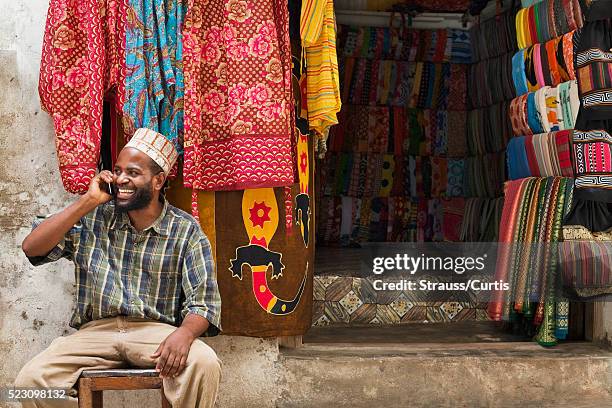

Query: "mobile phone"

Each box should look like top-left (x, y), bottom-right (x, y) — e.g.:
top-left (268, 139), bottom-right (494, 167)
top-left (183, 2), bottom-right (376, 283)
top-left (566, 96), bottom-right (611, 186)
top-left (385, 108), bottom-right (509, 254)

top-left (103, 182), bottom-right (113, 195)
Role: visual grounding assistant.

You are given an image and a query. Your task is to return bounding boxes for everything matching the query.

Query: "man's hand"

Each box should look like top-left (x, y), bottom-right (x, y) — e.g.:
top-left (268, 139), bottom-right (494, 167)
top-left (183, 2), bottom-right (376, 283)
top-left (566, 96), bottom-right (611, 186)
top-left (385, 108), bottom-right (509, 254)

top-left (21, 171), bottom-right (113, 258)
top-left (85, 170), bottom-right (114, 206)
top-left (151, 327), bottom-right (196, 379)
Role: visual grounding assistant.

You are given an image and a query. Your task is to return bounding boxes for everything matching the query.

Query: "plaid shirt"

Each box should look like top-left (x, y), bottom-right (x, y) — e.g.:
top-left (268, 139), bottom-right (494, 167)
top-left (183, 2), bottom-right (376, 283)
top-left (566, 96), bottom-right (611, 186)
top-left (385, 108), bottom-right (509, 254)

top-left (28, 199), bottom-right (221, 336)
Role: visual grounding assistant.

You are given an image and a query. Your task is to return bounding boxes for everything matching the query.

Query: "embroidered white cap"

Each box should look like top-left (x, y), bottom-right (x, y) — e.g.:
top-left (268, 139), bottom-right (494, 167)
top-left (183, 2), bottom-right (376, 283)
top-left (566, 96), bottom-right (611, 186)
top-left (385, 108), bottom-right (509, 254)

top-left (124, 128), bottom-right (178, 175)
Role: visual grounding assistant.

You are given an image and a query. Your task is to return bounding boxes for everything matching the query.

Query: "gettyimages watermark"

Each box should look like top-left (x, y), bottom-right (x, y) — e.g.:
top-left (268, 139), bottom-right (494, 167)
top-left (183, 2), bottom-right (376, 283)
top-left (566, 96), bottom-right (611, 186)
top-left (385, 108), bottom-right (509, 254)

top-left (356, 242), bottom-right (612, 302)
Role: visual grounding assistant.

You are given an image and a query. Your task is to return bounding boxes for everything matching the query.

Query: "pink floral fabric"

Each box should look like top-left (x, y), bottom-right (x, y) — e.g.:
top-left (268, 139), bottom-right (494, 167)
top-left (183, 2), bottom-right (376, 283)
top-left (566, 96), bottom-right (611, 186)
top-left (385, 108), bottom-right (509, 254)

top-left (182, 0), bottom-right (295, 192)
top-left (39, 0), bottom-right (126, 194)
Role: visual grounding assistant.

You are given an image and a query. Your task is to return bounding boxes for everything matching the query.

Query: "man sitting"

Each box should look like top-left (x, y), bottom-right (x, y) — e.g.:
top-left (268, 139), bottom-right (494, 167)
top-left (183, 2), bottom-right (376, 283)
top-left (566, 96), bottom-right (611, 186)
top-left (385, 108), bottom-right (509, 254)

top-left (15, 128), bottom-right (222, 408)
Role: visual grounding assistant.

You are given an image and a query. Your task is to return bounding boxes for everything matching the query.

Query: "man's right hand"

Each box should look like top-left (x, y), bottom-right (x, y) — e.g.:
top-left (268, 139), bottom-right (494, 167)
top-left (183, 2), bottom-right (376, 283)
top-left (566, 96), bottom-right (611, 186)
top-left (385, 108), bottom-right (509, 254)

top-left (85, 170), bottom-right (114, 206)
top-left (21, 171), bottom-right (114, 258)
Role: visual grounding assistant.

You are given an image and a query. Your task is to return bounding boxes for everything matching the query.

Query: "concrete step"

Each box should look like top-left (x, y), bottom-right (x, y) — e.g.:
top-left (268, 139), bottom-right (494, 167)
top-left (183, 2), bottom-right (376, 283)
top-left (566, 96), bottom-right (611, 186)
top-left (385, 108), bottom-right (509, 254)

top-left (277, 328), bottom-right (612, 407)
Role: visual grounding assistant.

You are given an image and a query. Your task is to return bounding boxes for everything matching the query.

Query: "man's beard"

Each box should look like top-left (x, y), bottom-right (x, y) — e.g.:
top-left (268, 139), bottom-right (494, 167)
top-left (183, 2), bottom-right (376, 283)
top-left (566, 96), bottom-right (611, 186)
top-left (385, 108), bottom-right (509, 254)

top-left (114, 184), bottom-right (153, 212)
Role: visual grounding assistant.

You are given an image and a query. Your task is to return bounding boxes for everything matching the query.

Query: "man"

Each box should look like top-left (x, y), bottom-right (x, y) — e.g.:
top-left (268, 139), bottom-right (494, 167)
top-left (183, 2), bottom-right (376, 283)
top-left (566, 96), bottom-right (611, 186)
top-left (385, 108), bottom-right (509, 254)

top-left (15, 128), bottom-right (222, 408)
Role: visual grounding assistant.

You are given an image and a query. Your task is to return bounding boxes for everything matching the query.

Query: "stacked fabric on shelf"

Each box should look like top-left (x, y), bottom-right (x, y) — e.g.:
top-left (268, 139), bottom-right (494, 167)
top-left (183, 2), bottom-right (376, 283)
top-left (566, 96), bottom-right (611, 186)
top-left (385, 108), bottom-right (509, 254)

top-left (511, 31), bottom-right (576, 95)
top-left (506, 130), bottom-right (574, 179)
top-left (464, 154), bottom-right (507, 198)
top-left (558, 12), bottom-right (612, 301)
top-left (460, 8), bottom-right (519, 243)
top-left (572, 124), bottom-right (612, 202)
top-left (470, 9), bottom-right (517, 62)
top-left (565, 15), bottom-right (612, 204)
top-left (338, 25), bottom-right (472, 64)
top-left (489, 177), bottom-right (574, 346)
top-left (509, 80), bottom-right (580, 135)
top-left (467, 102), bottom-right (513, 154)
top-left (316, 195), bottom-right (469, 245)
top-left (339, 59), bottom-right (467, 110)
top-left (317, 23), bottom-right (474, 246)
top-left (515, 0), bottom-right (584, 49)
top-left (574, 18), bottom-right (612, 121)
top-left (461, 197), bottom-right (504, 242)
top-left (468, 54), bottom-right (517, 108)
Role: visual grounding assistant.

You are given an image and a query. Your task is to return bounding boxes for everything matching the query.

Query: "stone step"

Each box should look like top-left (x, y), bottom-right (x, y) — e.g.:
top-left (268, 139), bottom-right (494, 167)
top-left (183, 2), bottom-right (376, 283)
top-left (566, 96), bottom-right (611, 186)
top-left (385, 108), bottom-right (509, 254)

top-left (277, 326), bottom-right (612, 408)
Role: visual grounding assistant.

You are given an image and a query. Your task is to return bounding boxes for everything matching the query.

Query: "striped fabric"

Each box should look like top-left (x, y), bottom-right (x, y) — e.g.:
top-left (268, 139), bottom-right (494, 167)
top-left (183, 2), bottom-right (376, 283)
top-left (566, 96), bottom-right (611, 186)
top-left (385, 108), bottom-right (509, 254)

top-left (507, 130), bottom-right (573, 178)
top-left (574, 19), bottom-right (612, 119)
top-left (560, 225), bottom-right (612, 298)
top-left (301, 0), bottom-right (341, 136)
top-left (27, 200), bottom-right (221, 335)
top-left (572, 128), bottom-right (612, 194)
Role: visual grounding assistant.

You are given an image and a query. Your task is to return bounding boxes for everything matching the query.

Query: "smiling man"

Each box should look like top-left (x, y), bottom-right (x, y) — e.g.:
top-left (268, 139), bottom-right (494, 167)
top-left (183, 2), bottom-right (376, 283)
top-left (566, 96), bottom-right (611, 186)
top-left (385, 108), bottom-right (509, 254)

top-left (15, 128), bottom-right (222, 408)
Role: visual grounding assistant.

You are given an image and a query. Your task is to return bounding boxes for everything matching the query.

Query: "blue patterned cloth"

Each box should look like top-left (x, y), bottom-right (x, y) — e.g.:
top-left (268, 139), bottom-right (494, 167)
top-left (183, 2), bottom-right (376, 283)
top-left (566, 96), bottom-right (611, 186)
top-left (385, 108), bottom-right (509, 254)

top-left (124, 0), bottom-right (185, 154)
top-left (527, 92), bottom-right (544, 134)
top-left (512, 49), bottom-right (528, 96)
top-left (507, 136), bottom-right (531, 180)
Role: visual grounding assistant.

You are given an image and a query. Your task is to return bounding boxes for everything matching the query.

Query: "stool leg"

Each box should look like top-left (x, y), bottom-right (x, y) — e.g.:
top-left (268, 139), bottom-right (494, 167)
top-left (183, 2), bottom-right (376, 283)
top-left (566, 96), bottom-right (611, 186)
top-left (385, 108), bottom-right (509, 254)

top-left (161, 387), bottom-right (171, 408)
top-left (78, 378), bottom-right (103, 408)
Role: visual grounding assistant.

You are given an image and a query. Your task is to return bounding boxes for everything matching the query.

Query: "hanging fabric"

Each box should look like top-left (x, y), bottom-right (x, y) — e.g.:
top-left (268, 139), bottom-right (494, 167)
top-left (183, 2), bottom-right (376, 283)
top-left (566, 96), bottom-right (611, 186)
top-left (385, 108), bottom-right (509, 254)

top-left (300, 0), bottom-right (341, 138)
top-left (39, 0), bottom-right (127, 194)
top-left (123, 0), bottom-right (185, 155)
top-left (182, 0), bottom-right (295, 199)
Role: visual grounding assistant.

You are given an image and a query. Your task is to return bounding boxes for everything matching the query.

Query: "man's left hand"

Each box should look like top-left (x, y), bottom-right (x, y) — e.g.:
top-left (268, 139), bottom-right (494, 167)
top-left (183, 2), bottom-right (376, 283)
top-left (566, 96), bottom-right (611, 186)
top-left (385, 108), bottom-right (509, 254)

top-left (151, 327), bottom-right (195, 378)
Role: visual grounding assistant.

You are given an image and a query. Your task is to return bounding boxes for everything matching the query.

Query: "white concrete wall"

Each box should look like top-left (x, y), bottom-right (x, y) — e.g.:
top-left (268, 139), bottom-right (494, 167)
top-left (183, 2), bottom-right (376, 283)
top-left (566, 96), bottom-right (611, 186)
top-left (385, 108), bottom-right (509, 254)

top-left (0, 1), bottom-right (282, 407)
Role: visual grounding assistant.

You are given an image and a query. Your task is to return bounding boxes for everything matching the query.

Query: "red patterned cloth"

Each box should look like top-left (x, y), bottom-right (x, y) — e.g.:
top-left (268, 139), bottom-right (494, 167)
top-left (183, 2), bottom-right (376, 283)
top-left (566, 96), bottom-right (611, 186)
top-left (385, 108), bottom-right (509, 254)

top-left (555, 130), bottom-right (573, 177)
top-left (448, 64), bottom-right (467, 111)
top-left (182, 0), bottom-right (295, 193)
top-left (39, 0), bottom-right (127, 194)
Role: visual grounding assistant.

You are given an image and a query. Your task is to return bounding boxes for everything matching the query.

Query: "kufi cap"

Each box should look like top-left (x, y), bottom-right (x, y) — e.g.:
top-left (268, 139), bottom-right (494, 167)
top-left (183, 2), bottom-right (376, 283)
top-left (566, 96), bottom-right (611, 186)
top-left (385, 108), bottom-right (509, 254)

top-left (124, 128), bottom-right (178, 174)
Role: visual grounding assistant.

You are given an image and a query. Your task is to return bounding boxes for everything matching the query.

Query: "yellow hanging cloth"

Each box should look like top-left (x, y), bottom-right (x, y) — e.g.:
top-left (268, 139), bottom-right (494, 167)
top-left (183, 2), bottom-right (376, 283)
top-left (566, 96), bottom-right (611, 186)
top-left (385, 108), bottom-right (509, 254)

top-left (300, 0), bottom-right (342, 137)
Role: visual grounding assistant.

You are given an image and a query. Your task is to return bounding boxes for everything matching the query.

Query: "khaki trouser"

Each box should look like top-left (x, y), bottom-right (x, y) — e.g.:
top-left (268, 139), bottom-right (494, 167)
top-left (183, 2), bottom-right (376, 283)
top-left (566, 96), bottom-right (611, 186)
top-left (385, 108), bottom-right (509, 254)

top-left (14, 316), bottom-right (221, 408)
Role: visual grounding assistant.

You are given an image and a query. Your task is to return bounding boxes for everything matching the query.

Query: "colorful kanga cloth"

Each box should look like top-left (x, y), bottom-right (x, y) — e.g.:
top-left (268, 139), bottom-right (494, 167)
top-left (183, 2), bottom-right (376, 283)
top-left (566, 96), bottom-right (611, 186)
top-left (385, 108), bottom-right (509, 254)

top-left (489, 177), bottom-right (573, 345)
top-left (300, 0), bottom-right (341, 136)
top-left (572, 125), bottom-right (612, 202)
top-left (182, 0), bottom-right (295, 196)
top-left (123, 0), bottom-right (185, 154)
top-left (39, 0), bottom-right (127, 194)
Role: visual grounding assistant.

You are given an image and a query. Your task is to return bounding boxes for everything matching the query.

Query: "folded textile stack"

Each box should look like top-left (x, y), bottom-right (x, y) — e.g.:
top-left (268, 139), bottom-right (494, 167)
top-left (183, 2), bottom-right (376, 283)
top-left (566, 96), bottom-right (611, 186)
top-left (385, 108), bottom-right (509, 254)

top-left (319, 152), bottom-right (461, 200)
top-left (506, 130), bottom-right (573, 179)
top-left (467, 102), bottom-right (513, 154)
top-left (489, 177), bottom-right (574, 346)
top-left (574, 18), bottom-right (612, 122)
top-left (316, 194), bottom-right (473, 245)
top-left (464, 154), bottom-right (507, 198)
top-left (515, 0), bottom-right (584, 49)
top-left (461, 197), bottom-right (504, 242)
top-left (317, 23), bottom-right (474, 245)
top-left (469, 54), bottom-right (517, 108)
top-left (572, 126), bottom-right (612, 202)
top-left (509, 80), bottom-right (580, 135)
top-left (470, 10), bottom-right (517, 62)
top-left (340, 58), bottom-right (467, 110)
top-left (563, 18), bottom-right (612, 233)
top-left (338, 25), bottom-right (472, 64)
top-left (511, 31), bottom-right (576, 95)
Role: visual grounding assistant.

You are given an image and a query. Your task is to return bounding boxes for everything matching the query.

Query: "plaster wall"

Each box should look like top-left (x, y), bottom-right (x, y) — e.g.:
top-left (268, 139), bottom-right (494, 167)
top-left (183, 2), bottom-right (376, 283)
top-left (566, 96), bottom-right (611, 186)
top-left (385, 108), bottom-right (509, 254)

top-left (0, 2), bottom-right (281, 407)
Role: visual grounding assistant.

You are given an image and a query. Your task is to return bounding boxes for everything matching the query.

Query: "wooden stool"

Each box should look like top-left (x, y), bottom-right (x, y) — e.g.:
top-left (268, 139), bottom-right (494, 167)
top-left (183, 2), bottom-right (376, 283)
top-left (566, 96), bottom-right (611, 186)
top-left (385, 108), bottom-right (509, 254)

top-left (78, 368), bottom-right (171, 408)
